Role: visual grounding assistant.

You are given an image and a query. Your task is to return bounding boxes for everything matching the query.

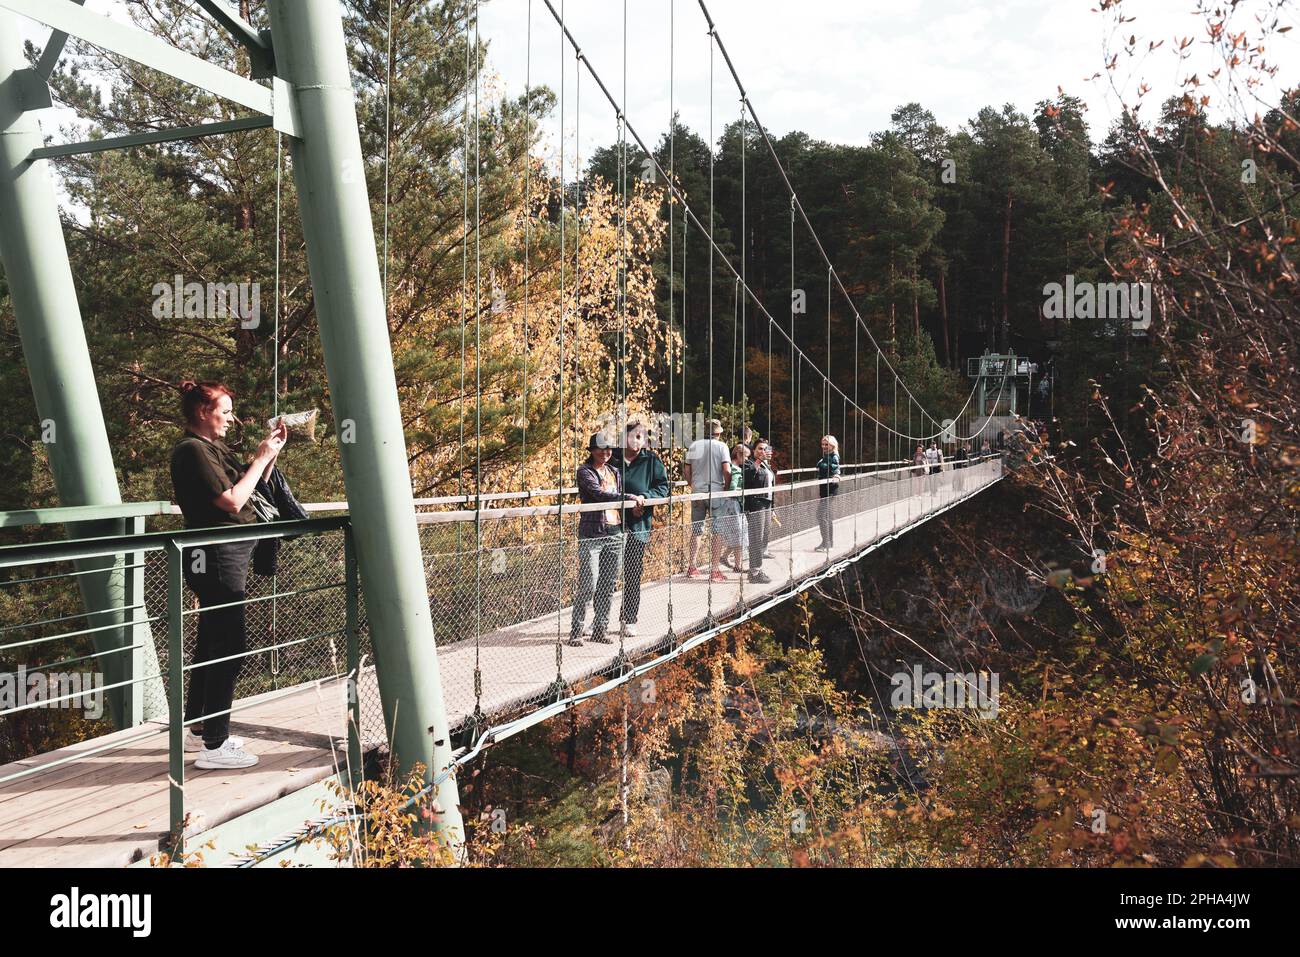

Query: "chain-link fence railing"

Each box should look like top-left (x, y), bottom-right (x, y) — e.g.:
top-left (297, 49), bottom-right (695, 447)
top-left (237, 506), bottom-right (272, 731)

top-left (417, 457), bottom-right (1004, 734)
top-left (142, 526), bottom-right (383, 750)
top-left (1, 520), bottom-right (383, 774)
top-left (2, 457), bottom-right (1001, 773)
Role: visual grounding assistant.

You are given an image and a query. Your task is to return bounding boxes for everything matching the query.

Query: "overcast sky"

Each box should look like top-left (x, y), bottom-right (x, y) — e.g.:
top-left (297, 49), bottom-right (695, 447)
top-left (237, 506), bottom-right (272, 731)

top-left (14, 0), bottom-right (1299, 165)
top-left (476, 0), bottom-right (1300, 171)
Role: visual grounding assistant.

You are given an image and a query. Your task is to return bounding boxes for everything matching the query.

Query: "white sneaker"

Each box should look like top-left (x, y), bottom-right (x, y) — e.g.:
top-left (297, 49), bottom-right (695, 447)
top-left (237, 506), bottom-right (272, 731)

top-left (194, 739), bottom-right (259, 770)
top-left (184, 730), bottom-right (244, 753)
top-left (621, 622), bottom-right (638, 637)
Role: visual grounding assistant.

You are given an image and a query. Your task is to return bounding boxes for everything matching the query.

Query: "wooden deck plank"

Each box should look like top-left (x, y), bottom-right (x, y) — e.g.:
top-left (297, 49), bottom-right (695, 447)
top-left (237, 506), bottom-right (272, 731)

top-left (0, 723), bottom-right (169, 806)
top-left (0, 686), bottom-right (345, 832)
top-left (0, 679), bottom-right (349, 866)
top-left (0, 680), bottom-right (341, 822)
top-left (0, 734), bottom-right (320, 859)
top-left (0, 685), bottom-right (341, 823)
top-left (1, 742), bottom-right (341, 868)
top-left (28, 738), bottom-right (341, 868)
top-left (0, 741), bottom-right (342, 867)
top-left (0, 692), bottom-right (340, 833)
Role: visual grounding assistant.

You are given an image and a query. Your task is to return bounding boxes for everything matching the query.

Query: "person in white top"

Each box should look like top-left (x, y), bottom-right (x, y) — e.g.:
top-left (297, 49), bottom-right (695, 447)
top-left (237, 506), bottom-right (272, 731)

top-left (924, 441), bottom-right (942, 495)
top-left (683, 418), bottom-right (731, 581)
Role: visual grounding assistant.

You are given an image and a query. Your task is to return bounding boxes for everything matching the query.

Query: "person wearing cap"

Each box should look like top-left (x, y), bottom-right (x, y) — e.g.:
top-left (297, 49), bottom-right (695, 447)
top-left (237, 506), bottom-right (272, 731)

top-left (611, 420), bottom-right (669, 637)
top-left (953, 442), bottom-right (969, 493)
top-left (570, 431), bottom-right (644, 646)
top-left (683, 417), bottom-right (731, 582)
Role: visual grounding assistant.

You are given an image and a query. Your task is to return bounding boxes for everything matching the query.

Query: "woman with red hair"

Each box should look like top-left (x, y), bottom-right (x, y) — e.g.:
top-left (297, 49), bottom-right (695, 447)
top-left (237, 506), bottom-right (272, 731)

top-left (169, 380), bottom-right (286, 770)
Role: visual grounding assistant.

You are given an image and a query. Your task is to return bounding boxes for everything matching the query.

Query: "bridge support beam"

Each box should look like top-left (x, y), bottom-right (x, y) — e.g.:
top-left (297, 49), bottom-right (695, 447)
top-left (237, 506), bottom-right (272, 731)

top-left (0, 10), bottom-right (165, 729)
top-left (266, 0), bottom-right (463, 846)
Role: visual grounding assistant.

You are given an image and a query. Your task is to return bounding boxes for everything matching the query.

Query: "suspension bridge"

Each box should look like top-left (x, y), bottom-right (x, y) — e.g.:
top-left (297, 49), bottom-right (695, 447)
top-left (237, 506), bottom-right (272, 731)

top-left (0, 0), bottom-right (1019, 867)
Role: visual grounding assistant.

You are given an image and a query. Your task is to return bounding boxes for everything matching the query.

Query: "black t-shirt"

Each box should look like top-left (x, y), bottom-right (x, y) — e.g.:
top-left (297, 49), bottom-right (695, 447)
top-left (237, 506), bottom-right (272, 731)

top-left (170, 431), bottom-right (257, 528)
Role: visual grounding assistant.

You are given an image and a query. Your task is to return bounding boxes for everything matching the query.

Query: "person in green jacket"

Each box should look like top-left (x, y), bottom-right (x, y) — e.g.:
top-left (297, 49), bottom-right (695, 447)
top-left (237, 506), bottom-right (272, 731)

top-left (816, 434), bottom-right (841, 551)
top-left (611, 420), bottom-right (670, 637)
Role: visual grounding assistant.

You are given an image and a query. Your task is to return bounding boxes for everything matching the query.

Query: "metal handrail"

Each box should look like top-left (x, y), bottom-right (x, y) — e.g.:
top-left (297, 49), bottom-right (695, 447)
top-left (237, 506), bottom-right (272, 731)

top-left (0, 560), bottom-right (146, 589)
top-left (35, 642), bottom-right (151, 674)
top-left (0, 516), bottom-right (348, 568)
top-left (175, 579), bottom-right (346, 617)
top-left (177, 626), bottom-right (347, 675)
top-left (0, 669), bottom-right (165, 718)
top-left (0, 614), bottom-right (164, 654)
top-left (0, 500), bottom-right (174, 529)
top-left (413, 455), bottom-right (1002, 524)
top-left (0, 602), bottom-right (147, 636)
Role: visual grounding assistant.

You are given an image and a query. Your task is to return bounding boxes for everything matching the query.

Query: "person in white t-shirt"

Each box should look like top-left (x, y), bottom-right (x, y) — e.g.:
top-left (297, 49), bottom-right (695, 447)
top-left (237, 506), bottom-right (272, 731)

top-left (683, 418), bottom-right (731, 581)
top-left (924, 442), bottom-right (942, 496)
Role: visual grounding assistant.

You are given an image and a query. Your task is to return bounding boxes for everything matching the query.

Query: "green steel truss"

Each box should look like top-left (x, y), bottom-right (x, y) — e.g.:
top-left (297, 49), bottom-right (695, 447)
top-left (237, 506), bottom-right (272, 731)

top-left (0, 0), bottom-right (462, 843)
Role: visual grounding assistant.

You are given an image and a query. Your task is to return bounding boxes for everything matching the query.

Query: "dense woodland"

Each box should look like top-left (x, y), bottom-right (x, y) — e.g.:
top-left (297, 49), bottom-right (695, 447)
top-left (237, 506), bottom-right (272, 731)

top-left (0, 0), bottom-right (1137, 505)
top-left (1, 0), bottom-right (1297, 866)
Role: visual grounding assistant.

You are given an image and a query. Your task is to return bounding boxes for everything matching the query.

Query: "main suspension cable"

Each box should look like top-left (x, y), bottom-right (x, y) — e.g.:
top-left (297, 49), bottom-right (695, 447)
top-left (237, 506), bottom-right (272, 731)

top-left (696, 0), bottom-right (1000, 443)
top-left (536, 1), bottom-right (951, 445)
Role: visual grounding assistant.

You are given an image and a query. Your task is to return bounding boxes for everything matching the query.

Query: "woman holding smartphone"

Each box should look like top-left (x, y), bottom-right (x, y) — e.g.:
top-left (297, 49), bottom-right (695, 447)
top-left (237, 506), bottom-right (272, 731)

top-left (169, 380), bottom-right (287, 770)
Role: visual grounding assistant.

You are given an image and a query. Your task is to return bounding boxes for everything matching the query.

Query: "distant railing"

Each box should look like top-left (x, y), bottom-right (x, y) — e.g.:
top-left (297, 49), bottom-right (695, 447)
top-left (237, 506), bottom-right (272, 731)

top-left (84, 459), bottom-right (920, 515)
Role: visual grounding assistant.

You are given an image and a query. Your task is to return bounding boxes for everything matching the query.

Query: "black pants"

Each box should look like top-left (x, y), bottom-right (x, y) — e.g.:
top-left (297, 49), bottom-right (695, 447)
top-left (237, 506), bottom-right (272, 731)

top-left (181, 540), bottom-right (256, 750)
top-left (747, 506), bottom-right (771, 570)
top-left (818, 486), bottom-right (838, 547)
top-left (572, 534), bottom-right (621, 639)
top-left (621, 534), bottom-right (648, 624)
